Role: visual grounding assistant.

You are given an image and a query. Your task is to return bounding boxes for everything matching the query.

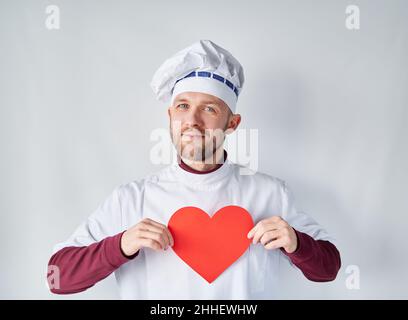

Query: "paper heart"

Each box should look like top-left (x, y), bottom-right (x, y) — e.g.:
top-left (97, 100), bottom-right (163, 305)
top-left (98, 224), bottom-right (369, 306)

top-left (168, 205), bottom-right (254, 283)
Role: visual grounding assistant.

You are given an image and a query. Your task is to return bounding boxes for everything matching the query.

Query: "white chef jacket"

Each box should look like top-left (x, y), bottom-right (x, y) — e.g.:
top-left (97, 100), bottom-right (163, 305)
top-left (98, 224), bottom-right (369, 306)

top-left (52, 159), bottom-right (336, 299)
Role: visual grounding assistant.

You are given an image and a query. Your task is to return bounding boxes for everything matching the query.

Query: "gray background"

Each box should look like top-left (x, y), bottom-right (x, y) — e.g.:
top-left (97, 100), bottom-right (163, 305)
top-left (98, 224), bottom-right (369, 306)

top-left (1, 0), bottom-right (407, 299)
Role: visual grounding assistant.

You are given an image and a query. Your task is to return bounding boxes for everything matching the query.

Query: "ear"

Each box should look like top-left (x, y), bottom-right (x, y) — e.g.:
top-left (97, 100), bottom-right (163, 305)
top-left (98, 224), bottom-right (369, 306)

top-left (226, 114), bottom-right (241, 134)
top-left (167, 106), bottom-right (171, 118)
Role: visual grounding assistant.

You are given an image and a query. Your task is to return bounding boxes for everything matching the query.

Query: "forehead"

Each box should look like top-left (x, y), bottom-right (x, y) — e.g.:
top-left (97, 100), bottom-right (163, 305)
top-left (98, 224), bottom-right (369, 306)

top-left (173, 92), bottom-right (227, 107)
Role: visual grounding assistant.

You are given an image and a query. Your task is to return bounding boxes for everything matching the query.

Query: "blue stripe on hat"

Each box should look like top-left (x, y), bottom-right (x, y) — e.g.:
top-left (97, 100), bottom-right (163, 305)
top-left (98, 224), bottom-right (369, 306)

top-left (225, 79), bottom-right (234, 90)
top-left (174, 71), bottom-right (239, 97)
top-left (197, 71), bottom-right (211, 77)
top-left (212, 74), bottom-right (224, 82)
top-left (184, 71), bottom-right (196, 78)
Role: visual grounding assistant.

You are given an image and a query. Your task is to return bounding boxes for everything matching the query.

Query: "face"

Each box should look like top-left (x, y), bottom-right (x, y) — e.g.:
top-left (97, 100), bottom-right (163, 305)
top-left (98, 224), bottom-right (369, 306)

top-left (168, 92), bottom-right (241, 162)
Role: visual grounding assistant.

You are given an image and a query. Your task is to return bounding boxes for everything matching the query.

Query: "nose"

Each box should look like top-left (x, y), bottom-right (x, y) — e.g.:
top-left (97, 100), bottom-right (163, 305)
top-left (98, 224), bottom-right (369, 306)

top-left (183, 106), bottom-right (203, 128)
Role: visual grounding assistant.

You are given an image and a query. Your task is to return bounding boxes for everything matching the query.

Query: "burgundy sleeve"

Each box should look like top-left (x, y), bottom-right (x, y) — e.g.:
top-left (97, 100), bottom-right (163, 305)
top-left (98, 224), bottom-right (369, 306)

top-left (47, 231), bottom-right (139, 294)
top-left (281, 229), bottom-right (341, 282)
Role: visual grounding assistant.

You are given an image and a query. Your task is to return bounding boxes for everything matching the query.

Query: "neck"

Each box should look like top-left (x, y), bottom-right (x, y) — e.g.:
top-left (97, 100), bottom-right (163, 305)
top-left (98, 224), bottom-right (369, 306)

top-left (179, 148), bottom-right (226, 174)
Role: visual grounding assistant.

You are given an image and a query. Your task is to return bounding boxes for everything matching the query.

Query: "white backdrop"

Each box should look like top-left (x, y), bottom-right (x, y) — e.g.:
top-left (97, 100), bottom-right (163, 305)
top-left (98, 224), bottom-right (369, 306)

top-left (1, 0), bottom-right (407, 299)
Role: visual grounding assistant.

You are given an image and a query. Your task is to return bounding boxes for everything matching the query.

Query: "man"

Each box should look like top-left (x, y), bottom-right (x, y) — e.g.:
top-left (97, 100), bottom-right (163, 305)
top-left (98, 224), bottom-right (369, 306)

top-left (47, 40), bottom-right (341, 299)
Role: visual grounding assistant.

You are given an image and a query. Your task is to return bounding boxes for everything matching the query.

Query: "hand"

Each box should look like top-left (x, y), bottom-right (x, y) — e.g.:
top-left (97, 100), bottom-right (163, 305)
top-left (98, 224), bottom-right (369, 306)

top-left (247, 216), bottom-right (298, 253)
top-left (121, 218), bottom-right (174, 256)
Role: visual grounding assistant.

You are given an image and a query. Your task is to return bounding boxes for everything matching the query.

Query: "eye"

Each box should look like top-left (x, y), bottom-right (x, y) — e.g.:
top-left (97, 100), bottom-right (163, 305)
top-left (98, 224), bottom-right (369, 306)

top-left (176, 103), bottom-right (189, 110)
top-left (204, 106), bottom-right (216, 113)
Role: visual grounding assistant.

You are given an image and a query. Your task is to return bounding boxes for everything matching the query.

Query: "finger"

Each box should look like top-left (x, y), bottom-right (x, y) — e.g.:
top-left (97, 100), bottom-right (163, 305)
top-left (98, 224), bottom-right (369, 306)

top-left (143, 218), bottom-right (167, 229)
top-left (262, 216), bottom-right (287, 231)
top-left (252, 226), bottom-right (268, 245)
top-left (139, 221), bottom-right (165, 234)
top-left (166, 228), bottom-right (175, 247)
top-left (137, 230), bottom-right (167, 249)
top-left (248, 220), bottom-right (281, 239)
top-left (144, 219), bottom-right (173, 247)
top-left (138, 237), bottom-right (163, 251)
top-left (159, 225), bottom-right (174, 248)
top-left (140, 225), bottom-right (170, 248)
top-left (247, 226), bottom-right (256, 239)
top-left (247, 221), bottom-right (264, 239)
top-left (147, 218), bottom-right (174, 246)
top-left (251, 223), bottom-right (280, 245)
top-left (260, 230), bottom-right (281, 246)
top-left (247, 223), bottom-right (262, 239)
top-left (264, 238), bottom-right (286, 251)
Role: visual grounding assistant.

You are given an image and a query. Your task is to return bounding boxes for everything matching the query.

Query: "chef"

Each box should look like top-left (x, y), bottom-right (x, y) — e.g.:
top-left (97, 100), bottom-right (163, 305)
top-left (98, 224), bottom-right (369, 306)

top-left (47, 40), bottom-right (341, 299)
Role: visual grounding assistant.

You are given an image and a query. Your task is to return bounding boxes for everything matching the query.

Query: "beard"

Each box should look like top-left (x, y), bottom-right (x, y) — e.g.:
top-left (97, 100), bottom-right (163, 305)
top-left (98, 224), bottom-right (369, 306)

top-left (180, 135), bottom-right (218, 162)
top-left (170, 121), bottom-right (228, 163)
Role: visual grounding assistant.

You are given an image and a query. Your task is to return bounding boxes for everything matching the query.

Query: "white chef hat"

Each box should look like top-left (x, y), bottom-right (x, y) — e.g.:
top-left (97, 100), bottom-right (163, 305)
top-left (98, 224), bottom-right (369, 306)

top-left (150, 40), bottom-right (245, 113)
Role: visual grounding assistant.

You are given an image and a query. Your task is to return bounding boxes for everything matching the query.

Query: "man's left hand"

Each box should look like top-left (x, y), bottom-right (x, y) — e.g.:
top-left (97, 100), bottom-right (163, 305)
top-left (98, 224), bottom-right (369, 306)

top-left (247, 216), bottom-right (298, 253)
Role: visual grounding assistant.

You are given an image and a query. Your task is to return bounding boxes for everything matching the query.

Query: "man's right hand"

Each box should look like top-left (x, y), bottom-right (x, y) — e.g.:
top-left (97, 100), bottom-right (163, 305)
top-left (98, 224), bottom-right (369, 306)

top-left (120, 218), bottom-right (174, 257)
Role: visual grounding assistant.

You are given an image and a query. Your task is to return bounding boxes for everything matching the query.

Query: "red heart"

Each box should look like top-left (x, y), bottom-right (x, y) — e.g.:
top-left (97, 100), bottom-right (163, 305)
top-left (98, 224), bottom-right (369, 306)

top-left (168, 206), bottom-right (254, 283)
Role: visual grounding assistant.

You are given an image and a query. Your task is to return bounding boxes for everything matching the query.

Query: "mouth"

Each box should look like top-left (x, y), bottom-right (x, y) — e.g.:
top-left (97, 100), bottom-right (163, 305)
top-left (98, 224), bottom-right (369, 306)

top-left (182, 132), bottom-right (204, 137)
top-left (182, 130), bottom-right (205, 136)
top-left (181, 132), bottom-right (205, 141)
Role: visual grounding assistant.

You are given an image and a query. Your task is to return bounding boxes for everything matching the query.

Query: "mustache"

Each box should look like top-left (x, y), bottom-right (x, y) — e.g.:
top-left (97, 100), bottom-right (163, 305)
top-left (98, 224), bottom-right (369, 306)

top-left (181, 127), bottom-right (206, 135)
